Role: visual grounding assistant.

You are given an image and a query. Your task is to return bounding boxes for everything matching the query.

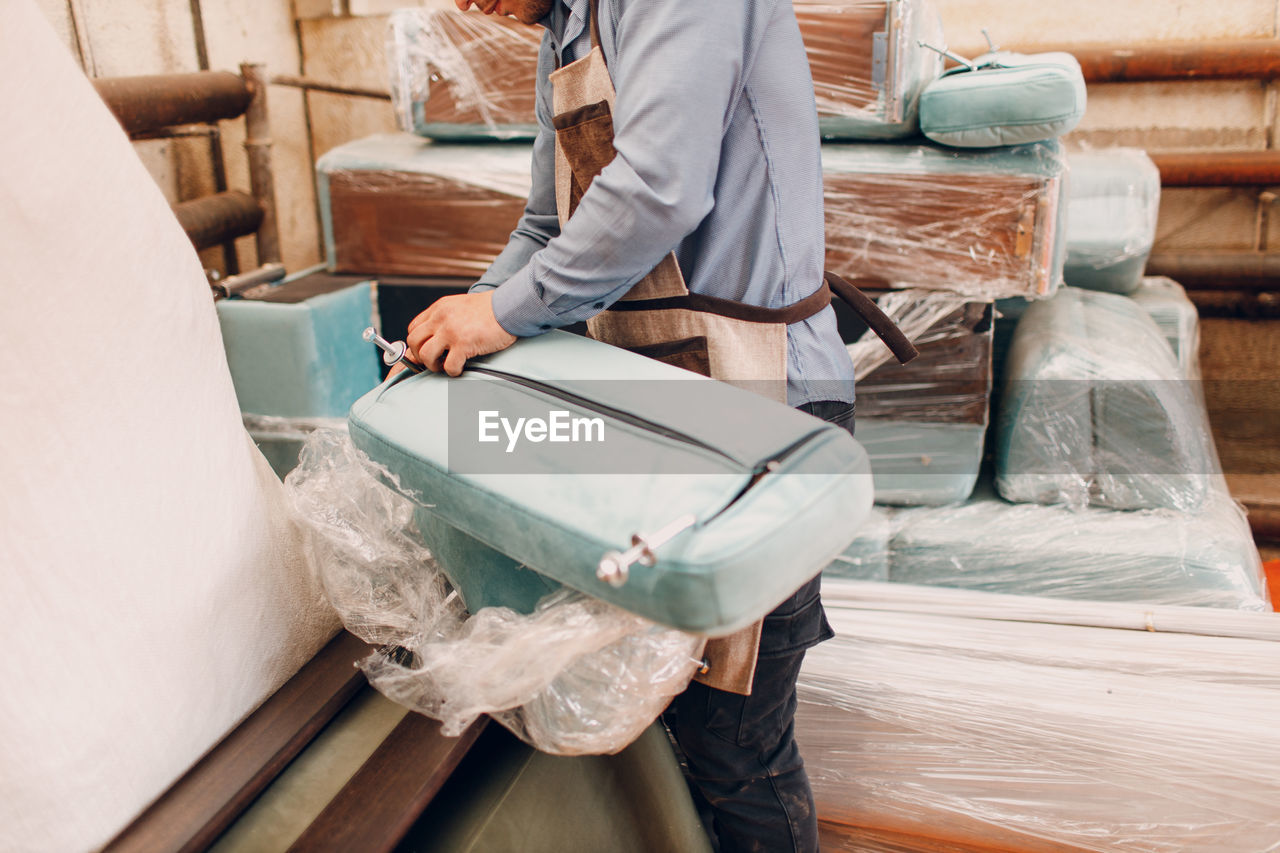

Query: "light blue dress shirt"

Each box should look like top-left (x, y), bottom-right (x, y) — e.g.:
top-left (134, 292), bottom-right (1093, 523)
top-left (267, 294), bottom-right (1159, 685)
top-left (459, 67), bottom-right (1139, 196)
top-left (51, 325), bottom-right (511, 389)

top-left (472, 0), bottom-right (856, 406)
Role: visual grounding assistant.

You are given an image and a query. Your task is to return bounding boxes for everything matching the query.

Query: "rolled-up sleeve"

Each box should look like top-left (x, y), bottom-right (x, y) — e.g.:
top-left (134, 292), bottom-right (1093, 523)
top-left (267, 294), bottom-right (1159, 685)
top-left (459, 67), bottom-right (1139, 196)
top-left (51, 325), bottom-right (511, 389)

top-left (486, 0), bottom-right (758, 336)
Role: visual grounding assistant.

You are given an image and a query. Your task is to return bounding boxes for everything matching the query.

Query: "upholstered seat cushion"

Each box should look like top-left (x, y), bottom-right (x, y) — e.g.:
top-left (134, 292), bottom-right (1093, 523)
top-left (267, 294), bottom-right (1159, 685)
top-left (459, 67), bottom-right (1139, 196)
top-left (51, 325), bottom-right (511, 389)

top-left (919, 51), bottom-right (1086, 148)
top-left (349, 331), bottom-right (875, 635)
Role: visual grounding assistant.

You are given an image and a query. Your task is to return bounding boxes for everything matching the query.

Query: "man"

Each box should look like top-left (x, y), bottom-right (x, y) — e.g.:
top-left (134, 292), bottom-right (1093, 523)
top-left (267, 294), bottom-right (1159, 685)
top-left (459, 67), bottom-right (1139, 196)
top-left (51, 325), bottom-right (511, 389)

top-left (404, 0), bottom-right (856, 849)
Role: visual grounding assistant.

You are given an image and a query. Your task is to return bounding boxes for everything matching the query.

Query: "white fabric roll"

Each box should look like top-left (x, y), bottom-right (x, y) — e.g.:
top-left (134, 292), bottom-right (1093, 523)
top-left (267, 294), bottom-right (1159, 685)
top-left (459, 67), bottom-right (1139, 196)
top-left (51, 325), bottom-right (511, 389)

top-left (0, 3), bottom-right (338, 850)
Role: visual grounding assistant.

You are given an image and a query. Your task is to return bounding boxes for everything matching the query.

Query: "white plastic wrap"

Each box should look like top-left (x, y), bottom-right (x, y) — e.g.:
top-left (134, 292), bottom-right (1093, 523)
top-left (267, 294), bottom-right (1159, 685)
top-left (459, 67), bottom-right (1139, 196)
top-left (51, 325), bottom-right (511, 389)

top-left (886, 483), bottom-right (1269, 611)
top-left (286, 428), bottom-right (703, 756)
top-left (996, 287), bottom-right (1217, 512)
top-left (798, 580), bottom-right (1280, 851)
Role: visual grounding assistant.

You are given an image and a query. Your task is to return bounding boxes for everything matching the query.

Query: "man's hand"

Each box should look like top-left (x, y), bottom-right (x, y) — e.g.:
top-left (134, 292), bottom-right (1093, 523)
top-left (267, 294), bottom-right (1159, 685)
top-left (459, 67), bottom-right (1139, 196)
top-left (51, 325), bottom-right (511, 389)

top-left (405, 291), bottom-right (518, 377)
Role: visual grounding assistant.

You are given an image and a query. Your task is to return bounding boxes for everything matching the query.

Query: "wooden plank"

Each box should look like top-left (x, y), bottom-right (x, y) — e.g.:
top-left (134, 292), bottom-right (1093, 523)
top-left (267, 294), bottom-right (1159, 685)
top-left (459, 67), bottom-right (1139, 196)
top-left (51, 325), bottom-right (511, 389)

top-left (104, 631), bottom-right (373, 853)
top-left (288, 714), bottom-right (488, 852)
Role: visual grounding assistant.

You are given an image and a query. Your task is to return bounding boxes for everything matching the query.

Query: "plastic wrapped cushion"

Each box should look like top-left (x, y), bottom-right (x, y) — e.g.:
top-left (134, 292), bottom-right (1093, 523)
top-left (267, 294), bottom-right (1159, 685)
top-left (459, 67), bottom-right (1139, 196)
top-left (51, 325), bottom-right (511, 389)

top-left (996, 287), bottom-right (1216, 511)
top-left (317, 133), bottom-right (531, 277)
top-left (920, 51), bottom-right (1086, 148)
top-left (388, 9), bottom-right (541, 141)
top-left (1064, 148), bottom-right (1162, 294)
top-left (887, 482), bottom-right (1269, 611)
top-left (1130, 276), bottom-right (1200, 379)
top-left (795, 0), bottom-right (944, 140)
top-left (287, 428), bottom-right (703, 755)
top-left (798, 581), bottom-right (1280, 850)
top-left (822, 140), bottom-right (1067, 298)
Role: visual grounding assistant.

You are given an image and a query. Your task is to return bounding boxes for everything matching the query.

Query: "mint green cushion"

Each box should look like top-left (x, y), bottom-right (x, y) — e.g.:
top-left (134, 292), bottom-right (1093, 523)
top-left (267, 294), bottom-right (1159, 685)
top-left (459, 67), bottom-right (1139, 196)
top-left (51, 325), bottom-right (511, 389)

top-left (920, 51), bottom-right (1086, 149)
top-left (349, 331), bottom-right (875, 635)
top-left (1064, 149), bottom-right (1161, 294)
top-left (995, 288), bottom-right (1214, 512)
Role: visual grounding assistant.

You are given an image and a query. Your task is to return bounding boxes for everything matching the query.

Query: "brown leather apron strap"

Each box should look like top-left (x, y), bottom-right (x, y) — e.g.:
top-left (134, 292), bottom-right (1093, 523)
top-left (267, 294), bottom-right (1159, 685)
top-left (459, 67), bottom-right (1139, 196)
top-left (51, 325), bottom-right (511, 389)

top-left (824, 271), bottom-right (919, 365)
top-left (604, 279), bottom-right (833, 324)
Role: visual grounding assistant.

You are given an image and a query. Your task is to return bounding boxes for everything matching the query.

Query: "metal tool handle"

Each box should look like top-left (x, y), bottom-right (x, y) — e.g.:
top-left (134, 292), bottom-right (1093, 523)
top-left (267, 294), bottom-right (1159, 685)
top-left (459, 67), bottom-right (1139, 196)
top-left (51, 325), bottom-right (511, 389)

top-left (597, 513), bottom-right (698, 588)
top-left (363, 327), bottom-right (423, 373)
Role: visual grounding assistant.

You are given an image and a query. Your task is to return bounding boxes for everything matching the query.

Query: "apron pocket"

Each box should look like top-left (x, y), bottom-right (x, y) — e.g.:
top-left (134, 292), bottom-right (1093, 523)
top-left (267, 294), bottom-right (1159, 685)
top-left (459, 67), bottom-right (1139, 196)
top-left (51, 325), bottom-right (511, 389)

top-left (625, 335), bottom-right (711, 377)
top-left (553, 100), bottom-right (616, 215)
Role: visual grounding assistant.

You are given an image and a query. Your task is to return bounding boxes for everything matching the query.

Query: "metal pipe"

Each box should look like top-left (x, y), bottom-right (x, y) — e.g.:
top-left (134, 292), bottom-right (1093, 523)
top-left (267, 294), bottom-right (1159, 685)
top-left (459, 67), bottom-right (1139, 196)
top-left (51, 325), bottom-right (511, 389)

top-left (241, 63), bottom-right (282, 266)
top-left (93, 71), bottom-right (250, 136)
top-left (172, 191), bottom-right (263, 251)
top-left (213, 262), bottom-right (288, 299)
top-left (1145, 252), bottom-right (1280, 289)
top-left (1185, 290), bottom-right (1280, 319)
top-left (1150, 151), bottom-right (1280, 187)
top-left (1011, 40), bottom-right (1280, 83)
top-left (269, 74), bottom-right (392, 101)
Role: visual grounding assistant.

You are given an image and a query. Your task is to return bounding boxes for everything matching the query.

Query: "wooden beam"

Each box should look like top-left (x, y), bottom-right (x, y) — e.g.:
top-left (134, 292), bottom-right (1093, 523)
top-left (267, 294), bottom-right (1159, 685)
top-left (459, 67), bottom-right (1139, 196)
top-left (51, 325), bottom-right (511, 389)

top-left (287, 714), bottom-right (488, 852)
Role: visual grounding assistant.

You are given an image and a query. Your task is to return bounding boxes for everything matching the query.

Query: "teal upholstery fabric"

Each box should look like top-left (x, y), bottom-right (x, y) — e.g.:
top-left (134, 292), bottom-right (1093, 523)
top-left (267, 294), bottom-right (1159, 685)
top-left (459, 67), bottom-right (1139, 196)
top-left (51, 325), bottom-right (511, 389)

top-left (919, 51), bottom-right (1086, 149)
top-left (995, 288), bottom-right (1215, 512)
top-left (217, 279), bottom-right (381, 478)
top-left (887, 482), bottom-right (1269, 611)
top-left (217, 280), bottom-right (380, 419)
top-left (349, 331), bottom-right (875, 636)
top-left (1064, 149), bottom-right (1161, 294)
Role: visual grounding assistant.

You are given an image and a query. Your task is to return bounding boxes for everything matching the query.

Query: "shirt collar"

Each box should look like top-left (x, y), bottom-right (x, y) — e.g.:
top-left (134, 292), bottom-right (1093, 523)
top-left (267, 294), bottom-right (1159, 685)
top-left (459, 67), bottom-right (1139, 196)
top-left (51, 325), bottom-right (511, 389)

top-left (539, 0), bottom-right (589, 57)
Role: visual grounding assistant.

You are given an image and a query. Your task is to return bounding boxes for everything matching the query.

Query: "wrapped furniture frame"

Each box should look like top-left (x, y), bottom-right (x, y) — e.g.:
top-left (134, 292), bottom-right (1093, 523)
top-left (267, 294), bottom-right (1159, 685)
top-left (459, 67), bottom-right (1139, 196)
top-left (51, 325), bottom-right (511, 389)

top-left (386, 2), bottom-right (944, 142)
top-left (822, 140), bottom-right (1068, 299)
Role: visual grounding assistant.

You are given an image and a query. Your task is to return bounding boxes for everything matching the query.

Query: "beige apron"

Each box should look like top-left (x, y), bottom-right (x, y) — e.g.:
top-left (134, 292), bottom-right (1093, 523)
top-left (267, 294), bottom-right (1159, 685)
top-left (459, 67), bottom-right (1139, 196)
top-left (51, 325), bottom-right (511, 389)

top-left (547, 0), bottom-right (841, 695)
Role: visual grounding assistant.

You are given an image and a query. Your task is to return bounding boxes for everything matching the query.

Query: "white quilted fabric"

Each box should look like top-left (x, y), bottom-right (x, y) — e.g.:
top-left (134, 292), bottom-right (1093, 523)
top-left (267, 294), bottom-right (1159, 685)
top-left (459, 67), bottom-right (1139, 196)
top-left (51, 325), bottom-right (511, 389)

top-left (0, 3), bottom-right (339, 850)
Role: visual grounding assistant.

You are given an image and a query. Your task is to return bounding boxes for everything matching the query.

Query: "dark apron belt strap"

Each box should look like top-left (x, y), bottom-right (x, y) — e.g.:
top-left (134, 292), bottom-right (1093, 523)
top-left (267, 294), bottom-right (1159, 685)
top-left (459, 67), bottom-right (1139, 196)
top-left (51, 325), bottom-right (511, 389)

top-left (824, 271), bottom-right (919, 365)
top-left (605, 273), bottom-right (918, 365)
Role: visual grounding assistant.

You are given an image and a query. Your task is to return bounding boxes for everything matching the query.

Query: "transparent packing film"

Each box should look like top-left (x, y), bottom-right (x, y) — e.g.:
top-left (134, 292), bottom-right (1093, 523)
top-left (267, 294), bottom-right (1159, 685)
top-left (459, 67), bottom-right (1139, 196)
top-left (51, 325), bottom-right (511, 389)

top-left (316, 134), bottom-right (533, 278)
top-left (793, 0), bottom-right (944, 139)
top-left (388, 9), bottom-right (541, 140)
top-left (822, 140), bottom-right (1068, 299)
top-left (285, 428), bottom-right (703, 755)
top-left (387, 2), bottom-right (943, 142)
top-left (798, 581), bottom-right (1280, 851)
top-left (996, 287), bottom-right (1219, 512)
top-left (845, 290), bottom-right (994, 506)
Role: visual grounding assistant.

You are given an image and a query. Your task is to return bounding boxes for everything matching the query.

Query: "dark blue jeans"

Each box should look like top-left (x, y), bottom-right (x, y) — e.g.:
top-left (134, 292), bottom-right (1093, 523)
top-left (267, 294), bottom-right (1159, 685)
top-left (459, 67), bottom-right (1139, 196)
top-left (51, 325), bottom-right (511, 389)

top-left (664, 400), bottom-right (852, 853)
